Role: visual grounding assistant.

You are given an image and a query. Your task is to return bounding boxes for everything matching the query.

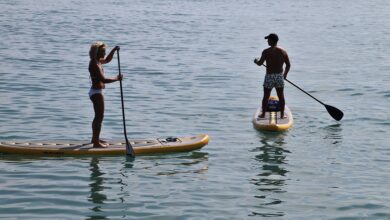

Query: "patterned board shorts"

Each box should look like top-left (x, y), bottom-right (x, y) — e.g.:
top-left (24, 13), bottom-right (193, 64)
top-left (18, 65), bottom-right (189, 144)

top-left (263, 73), bottom-right (284, 89)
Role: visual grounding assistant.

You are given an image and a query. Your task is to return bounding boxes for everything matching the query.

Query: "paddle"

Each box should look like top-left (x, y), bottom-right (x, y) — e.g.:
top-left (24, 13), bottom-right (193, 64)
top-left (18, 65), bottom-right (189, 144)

top-left (284, 79), bottom-right (344, 121)
top-left (117, 48), bottom-right (135, 157)
top-left (261, 64), bottom-right (344, 121)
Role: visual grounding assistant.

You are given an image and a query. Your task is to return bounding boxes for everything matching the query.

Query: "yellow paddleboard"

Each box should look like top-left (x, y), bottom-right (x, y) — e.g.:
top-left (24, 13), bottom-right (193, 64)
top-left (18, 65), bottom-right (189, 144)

top-left (0, 134), bottom-right (209, 156)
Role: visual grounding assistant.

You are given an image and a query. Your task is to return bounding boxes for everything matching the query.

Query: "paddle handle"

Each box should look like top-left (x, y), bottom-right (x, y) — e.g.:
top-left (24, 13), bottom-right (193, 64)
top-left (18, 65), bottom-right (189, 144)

top-left (117, 49), bottom-right (135, 156)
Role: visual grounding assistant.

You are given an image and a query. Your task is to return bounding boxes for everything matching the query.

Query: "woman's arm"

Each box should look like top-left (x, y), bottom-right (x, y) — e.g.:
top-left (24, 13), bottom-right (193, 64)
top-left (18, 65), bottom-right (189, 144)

top-left (103, 74), bottom-right (122, 84)
top-left (100, 46), bottom-right (120, 64)
top-left (92, 62), bottom-right (122, 84)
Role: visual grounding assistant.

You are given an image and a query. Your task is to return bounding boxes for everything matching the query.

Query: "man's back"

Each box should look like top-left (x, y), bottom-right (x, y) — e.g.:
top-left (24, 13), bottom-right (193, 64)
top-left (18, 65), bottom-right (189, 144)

top-left (263, 46), bottom-right (288, 74)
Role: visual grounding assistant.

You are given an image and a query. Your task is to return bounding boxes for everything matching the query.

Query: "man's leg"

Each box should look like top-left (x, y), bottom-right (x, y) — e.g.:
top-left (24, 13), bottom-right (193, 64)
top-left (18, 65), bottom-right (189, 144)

top-left (276, 87), bottom-right (285, 118)
top-left (260, 87), bottom-right (272, 118)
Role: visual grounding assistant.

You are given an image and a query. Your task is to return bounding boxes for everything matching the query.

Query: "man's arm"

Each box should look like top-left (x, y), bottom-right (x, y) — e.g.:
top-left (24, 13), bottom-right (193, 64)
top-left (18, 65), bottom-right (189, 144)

top-left (283, 51), bottom-right (291, 79)
top-left (254, 50), bottom-right (266, 66)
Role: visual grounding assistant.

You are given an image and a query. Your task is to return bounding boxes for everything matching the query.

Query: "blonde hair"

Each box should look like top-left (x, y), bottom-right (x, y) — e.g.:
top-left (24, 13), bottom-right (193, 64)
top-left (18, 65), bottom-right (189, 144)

top-left (89, 41), bottom-right (107, 60)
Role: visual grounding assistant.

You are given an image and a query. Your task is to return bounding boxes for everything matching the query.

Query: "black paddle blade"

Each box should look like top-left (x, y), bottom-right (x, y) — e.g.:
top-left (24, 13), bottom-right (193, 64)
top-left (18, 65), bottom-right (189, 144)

top-left (325, 104), bottom-right (344, 121)
top-left (126, 146), bottom-right (135, 157)
top-left (125, 141), bottom-right (135, 157)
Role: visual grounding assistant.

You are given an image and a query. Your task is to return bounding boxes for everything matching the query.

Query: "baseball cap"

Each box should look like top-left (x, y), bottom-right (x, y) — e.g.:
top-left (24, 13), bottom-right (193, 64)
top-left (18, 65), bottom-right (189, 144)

top-left (265, 33), bottom-right (279, 42)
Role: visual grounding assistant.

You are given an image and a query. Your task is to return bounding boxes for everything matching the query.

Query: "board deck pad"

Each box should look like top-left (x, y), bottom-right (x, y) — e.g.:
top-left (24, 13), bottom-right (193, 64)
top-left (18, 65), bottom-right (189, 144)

top-left (0, 134), bottom-right (209, 156)
top-left (255, 110), bottom-right (291, 125)
top-left (252, 97), bottom-right (293, 131)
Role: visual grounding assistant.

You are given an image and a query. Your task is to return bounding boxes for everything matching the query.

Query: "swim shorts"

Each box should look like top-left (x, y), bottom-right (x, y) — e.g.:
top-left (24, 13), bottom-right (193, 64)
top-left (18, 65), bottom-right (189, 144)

top-left (263, 73), bottom-right (284, 89)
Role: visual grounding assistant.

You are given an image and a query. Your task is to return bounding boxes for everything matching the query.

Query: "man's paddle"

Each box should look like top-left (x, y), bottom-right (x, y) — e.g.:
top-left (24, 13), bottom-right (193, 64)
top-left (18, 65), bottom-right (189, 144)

top-left (284, 79), bottom-right (344, 121)
top-left (261, 64), bottom-right (343, 121)
top-left (117, 48), bottom-right (135, 157)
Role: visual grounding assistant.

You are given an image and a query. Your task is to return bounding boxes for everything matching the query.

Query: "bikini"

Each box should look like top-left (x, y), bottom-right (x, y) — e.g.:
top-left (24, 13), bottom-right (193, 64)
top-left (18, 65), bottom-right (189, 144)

top-left (88, 88), bottom-right (103, 97)
top-left (89, 63), bottom-right (104, 98)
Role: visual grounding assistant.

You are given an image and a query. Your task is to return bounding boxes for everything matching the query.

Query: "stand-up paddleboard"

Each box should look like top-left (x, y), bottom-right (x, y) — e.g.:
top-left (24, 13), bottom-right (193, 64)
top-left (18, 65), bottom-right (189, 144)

top-left (252, 96), bottom-right (293, 131)
top-left (0, 134), bottom-right (209, 156)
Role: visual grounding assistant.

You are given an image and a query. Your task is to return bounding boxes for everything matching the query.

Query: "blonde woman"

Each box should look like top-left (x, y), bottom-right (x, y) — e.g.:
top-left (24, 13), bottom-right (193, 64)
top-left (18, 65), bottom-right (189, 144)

top-left (89, 42), bottom-right (122, 148)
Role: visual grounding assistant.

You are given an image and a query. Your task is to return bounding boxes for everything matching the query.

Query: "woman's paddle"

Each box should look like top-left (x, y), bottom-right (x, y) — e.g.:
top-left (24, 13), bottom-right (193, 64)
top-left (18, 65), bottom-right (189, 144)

top-left (284, 78), bottom-right (344, 121)
top-left (117, 49), bottom-right (135, 157)
top-left (261, 64), bottom-right (343, 121)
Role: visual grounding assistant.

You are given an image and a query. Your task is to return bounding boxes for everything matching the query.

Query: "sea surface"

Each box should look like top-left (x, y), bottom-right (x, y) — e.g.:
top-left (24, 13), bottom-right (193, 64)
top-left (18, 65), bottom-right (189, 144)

top-left (1, 0), bottom-right (389, 219)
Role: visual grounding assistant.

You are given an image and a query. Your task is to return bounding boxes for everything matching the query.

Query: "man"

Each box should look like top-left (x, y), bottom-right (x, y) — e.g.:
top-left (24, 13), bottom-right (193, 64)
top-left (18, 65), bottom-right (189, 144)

top-left (254, 33), bottom-right (291, 119)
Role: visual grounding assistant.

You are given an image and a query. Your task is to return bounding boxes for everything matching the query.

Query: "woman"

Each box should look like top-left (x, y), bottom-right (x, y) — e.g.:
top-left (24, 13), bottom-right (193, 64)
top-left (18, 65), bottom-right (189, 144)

top-left (89, 41), bottom-right (122, 148)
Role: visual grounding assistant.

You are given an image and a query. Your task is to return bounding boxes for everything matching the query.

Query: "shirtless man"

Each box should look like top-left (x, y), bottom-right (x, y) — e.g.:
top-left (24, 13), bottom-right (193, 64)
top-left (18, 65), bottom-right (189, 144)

top-left (254, 33), bottom-right (291, 119)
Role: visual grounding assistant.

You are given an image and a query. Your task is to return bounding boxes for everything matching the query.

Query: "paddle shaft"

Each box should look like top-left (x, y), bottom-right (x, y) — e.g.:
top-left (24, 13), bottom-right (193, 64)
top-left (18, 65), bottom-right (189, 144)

top-left (284, 78), bottom-right (326, 106)
top-left (261, 64), bottom-right (325, 105)
top-left (117, 50), bottom-right (135, 156)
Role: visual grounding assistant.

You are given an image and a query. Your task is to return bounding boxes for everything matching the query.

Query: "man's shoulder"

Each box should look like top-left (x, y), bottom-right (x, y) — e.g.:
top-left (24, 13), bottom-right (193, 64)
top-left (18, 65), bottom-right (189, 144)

top-left (263, 46), bottom-right (287, 54)
top-left (262, 47), bottom-right (272, 54)
top-left (276, 46), bottom-right (288, 53)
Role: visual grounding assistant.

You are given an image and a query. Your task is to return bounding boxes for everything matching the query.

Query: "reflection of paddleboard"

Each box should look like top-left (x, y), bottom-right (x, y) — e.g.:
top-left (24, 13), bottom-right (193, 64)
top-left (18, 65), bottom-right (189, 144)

top-left (0, 134), bottom-right (209, 156)
top-left (252, 96), bottom-right (293, 131)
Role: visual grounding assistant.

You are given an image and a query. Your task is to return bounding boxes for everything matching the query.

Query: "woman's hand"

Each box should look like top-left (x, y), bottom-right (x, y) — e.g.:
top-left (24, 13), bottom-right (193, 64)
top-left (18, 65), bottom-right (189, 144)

top-left (117, 74), bottom-right (123, 81)
top-left (101, 46), bottom-right (120, 64)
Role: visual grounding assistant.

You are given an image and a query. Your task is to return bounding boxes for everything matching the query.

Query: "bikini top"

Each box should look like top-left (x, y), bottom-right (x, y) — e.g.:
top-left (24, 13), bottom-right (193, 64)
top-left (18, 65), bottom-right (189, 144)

top-left (89, 62), bottom-right (104, 84)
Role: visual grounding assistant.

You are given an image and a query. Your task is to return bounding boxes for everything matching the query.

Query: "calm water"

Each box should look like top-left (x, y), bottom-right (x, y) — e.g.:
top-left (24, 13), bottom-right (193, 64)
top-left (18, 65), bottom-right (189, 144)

top-left (1, 0), bottom-right (389, 219)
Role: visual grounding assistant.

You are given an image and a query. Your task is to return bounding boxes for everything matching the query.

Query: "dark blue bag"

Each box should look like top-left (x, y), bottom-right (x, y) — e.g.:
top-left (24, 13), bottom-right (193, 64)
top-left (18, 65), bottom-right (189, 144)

top-left (266, 99), bottom-right (280, 112)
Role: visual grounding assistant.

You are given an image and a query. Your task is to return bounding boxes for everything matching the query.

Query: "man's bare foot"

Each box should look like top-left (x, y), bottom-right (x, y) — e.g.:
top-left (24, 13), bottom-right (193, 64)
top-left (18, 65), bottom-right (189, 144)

top-left (280, 114), bottom-right (287, 119)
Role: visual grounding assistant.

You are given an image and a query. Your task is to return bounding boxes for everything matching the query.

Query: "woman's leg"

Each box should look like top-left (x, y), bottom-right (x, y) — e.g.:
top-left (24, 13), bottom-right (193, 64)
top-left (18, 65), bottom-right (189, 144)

top-left (90, 93), bottom-right (106, 147)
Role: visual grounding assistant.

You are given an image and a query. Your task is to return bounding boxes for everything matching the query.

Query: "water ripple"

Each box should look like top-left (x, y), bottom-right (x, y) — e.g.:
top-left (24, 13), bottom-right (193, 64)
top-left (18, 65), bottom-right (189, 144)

top-left (1, 0), bottom-right (390, 219)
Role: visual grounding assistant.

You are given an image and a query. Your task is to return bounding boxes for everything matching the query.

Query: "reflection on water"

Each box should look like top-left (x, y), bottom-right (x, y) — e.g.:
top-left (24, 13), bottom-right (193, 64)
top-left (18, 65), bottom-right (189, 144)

top-left (250, 132), bottom-right (290, 217)
top-left (86, 152), bottom-right (208, 219)
top-left (123, 156), bottom-right (135, 170)
top-left (322, 124), bottom-right (343, 145)
top-left (87, 157), bottom-right (108, 220)
top-left (142, 151), bottom-right (209, 176)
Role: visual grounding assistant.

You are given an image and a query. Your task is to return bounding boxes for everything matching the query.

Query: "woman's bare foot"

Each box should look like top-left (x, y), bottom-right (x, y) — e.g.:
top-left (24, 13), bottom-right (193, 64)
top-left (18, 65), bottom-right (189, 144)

top-left (93, 141), bottom-right (108, 148)
top-left (99, 139), bottom-right (108, 144)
